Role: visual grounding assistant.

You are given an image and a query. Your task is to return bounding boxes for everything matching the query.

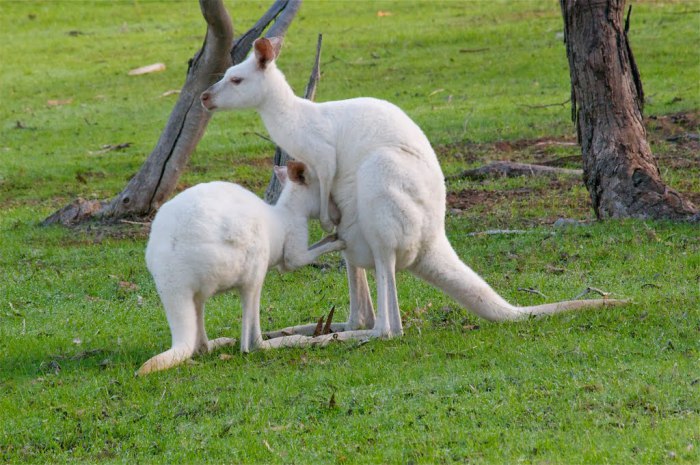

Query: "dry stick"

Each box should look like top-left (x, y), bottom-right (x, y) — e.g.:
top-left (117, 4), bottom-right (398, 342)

top-left (517, 288), bottom-right (548, 299)
top-left (572, 287), bottom-right (611, 300)
top-left (518, 98), bottom-right (571, 109)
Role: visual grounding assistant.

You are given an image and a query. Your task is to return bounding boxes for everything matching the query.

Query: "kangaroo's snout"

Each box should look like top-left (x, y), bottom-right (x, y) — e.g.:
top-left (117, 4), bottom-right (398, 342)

top-left (200, 90), bottom-right (216, 111)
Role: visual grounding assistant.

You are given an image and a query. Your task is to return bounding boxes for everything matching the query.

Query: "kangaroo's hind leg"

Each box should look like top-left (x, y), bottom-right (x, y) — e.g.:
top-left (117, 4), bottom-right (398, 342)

top-left (137, 290), bottom-right (201, 375)
top-left (192, 294), bottom-right (236, 352)
top-left (239, 280), bottom-right (265, 353)
top-left (263, 262), bottom-right (375, 339)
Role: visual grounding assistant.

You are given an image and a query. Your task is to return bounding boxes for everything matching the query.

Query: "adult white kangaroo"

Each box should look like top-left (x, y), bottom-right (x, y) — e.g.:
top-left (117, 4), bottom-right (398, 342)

top-left (200, 37), bottom-right (624, 343)
top-left (138, 161), bottom-right (345, 375)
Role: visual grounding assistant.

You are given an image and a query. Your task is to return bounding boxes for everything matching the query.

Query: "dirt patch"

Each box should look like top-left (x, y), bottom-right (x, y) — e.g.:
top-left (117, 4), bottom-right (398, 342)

top-left (647, 111), bottom-right (699, 141)
top-left (60, 219), bottom-right (151, 244)
top-left (441, 110), bottom-right (699, 221)
top-left (446, 179), bottom-right (581, 213)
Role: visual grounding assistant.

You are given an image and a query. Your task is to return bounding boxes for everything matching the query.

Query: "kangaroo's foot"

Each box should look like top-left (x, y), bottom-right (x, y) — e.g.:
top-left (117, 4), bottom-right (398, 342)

top-left (207, 337), bottom-right (237, 352)
top-left (264, 306), bottom-right (361, 339)
top-left (264, 322), bottom-right (349, 339)
top-left (260, 330), bottom-right (381, 349)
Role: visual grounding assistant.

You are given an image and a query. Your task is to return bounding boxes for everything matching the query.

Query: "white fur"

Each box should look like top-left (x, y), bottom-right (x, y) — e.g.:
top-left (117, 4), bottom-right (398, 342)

top-left (201, 38), bottom-right (623, 342)
top-left (137, 164), bottom-right (344, 375)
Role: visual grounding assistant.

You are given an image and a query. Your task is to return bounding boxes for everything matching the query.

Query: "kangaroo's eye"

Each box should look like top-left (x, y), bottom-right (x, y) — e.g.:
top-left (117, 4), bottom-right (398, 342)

top-left (230, 77), bottom-right (243, 85)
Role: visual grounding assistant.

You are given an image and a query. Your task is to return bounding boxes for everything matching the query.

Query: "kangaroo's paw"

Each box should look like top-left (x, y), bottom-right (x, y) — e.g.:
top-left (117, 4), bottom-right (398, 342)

top-left (257, 334), bottom-right (312, 349)
top-left (207, 337), bottom-right (237, 352)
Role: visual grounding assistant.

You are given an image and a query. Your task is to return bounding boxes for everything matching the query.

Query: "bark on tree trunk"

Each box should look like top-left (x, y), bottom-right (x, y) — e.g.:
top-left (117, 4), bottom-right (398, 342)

top-left (43, 0), bottom-right (301, 226)
top-left (102, 0), bottom-right (233, 220)
top-left (560, 0), bottom-right (697, 220)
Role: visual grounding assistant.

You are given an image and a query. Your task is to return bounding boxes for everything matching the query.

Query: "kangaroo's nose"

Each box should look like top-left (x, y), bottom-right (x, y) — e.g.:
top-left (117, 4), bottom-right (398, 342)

top-left (200, 91), bottom-right (216, 110)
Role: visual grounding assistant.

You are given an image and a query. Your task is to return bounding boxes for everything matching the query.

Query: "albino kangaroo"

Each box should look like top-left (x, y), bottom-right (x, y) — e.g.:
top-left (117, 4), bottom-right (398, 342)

top-left (200, 38), bottom-right (624, 343)
top-left (137, 161), bottom-right (345, 375)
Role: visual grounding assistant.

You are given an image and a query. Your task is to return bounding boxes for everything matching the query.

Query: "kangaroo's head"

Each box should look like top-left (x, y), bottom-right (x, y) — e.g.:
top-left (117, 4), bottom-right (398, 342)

top-left (201, 37), bottom-right (283, 111)
top-left (275, 161), bottom-right (341, 223)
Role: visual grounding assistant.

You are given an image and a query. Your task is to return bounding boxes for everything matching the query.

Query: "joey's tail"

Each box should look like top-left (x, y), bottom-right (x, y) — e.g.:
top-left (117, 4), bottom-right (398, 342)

top-left (410, 235), bottom-right (624, 321)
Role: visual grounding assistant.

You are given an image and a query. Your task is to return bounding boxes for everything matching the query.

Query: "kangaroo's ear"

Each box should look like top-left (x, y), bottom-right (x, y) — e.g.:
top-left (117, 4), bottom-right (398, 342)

top-left (287, 161), bottom-right (307, 186)
top-left (273, 165), bottom-right (288, 185)
top-left (254, 37), bottom-right (282, 69)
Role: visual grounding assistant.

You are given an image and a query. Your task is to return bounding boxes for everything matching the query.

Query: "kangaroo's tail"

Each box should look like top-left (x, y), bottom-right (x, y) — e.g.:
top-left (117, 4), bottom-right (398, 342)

top-left (409, 235), bottom-right (625, 321)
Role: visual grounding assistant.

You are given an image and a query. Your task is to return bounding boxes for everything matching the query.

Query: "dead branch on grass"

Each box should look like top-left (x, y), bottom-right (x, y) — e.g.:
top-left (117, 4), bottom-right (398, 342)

top-left (449, 161), bottom-right (582, 181)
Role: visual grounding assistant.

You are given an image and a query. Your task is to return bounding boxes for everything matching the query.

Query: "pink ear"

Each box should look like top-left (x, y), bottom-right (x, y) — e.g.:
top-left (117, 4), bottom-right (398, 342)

top-left (254, 37), bottom-right (282, 69)
top-left (273, 165), bottom-right (288, 185)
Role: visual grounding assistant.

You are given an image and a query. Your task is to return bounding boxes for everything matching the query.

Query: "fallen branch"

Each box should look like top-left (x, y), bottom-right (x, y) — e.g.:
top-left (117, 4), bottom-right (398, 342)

top-left (449, 161), bottom-right (582, 181)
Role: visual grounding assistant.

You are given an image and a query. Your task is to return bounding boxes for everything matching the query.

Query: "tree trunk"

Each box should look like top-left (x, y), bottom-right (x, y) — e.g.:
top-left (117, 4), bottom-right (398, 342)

top-left (44, 0), bottom-right (301, 226)
top-left (102, 0), bottom-right (233, 220)
top-left (264, 33), bottom-right (323, 204)
top-left (560, 0), bottom-right (697, 220)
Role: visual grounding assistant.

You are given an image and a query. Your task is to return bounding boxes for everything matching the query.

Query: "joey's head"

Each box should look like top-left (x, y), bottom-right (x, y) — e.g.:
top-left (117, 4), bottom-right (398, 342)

top-left (201, 37), bottom-right (283, 112)
top-left (274, 161), bottom-right (321, 218)
top-left (274, 161), bottom-right (341, 224)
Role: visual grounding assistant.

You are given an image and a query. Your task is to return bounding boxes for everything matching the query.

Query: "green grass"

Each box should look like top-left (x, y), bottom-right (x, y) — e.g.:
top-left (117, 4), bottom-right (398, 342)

top-left (1, 1), bottom-right (699, 464)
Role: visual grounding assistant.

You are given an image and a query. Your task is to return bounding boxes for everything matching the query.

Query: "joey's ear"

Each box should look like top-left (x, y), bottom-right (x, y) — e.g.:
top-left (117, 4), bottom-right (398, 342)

top-left (254, 37), bottom-right (282, 69)
top-left (273, 165), bottom-right (288, 185)
top-left (287, 161), bottom-right (307, 186)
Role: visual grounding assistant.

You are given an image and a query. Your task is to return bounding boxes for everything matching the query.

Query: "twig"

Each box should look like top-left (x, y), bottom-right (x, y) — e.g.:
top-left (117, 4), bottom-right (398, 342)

top-left (572, 287), bottom-right (611, 300)
top-left (263, 439), bottom-right (274, 453)
top-left (304, 34), bottom-right (323, 101)
top-left (244, 131), bottom-right (275, 144)
top-left (518, 98), bottom-right (571, 109)
top-left (118, 219), bottom-right (150, 226)
top-left (88, 143), bottom-right (132, 155)
top-left (518, 287), bottom-right (548, 299)
top-left (459, 47), bottom-right (489, 53)
top-left (467, 229), bottom-right (527, 237)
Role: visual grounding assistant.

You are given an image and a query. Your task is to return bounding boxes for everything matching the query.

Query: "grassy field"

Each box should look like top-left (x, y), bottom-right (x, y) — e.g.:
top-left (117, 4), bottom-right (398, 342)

top-left (1, 1), bottom-right (699, 464)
